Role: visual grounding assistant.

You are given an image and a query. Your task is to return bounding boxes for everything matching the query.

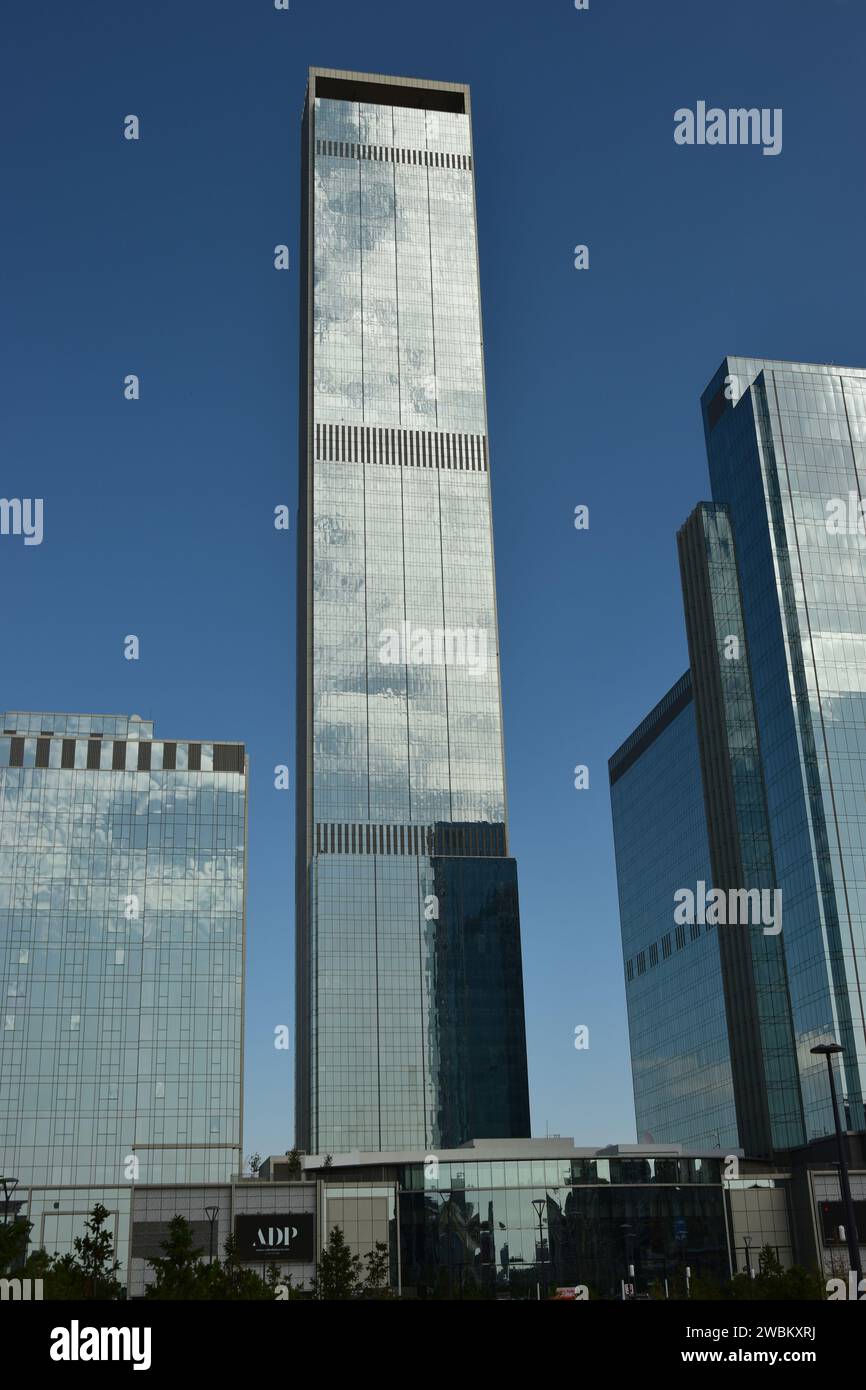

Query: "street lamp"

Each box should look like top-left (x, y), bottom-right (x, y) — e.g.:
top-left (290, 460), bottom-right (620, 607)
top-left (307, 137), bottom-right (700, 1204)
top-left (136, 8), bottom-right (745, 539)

top-left (811, 1042), bottom-right (862, 1283)
top-left (0, 1177), bottom-right (18, 1225)
top-left (532, 1198), bottom-right (547, 1301)
top-left (204, 1206), bottom-right (219, 1263)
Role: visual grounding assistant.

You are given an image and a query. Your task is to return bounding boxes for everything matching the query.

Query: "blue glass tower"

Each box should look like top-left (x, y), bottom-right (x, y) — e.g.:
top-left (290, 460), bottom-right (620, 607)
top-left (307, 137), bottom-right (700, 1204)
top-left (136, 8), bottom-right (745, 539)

top-left (702, 358), bottom-right (866, 1142)
top-left (296, 70), bottom-right (530, 1152)
top-left (611, 357), bottom-right (866, 1153)
top-left (610, 674), bottom-right (738, 1150)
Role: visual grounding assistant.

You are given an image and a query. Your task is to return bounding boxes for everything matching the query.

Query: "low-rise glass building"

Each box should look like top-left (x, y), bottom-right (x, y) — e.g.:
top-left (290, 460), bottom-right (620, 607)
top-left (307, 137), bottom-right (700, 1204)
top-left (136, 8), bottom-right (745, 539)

top-left (12, 1138), bottom-right (859, 1296)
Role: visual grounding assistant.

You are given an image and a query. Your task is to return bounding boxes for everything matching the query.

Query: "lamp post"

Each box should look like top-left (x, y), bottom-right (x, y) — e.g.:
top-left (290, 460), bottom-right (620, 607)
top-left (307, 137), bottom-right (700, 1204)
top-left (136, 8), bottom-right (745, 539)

top-left (0, 1177), bottom-right (19, 1225)
top-left (532, 1198), bottom-right (546, 1301)
top-left (204, 1206), bottom-right (219, 1263)
top-left (811, 1042), bottom-right (862, 1283)
top-left (743, 1234), bottom-right (754, 1280)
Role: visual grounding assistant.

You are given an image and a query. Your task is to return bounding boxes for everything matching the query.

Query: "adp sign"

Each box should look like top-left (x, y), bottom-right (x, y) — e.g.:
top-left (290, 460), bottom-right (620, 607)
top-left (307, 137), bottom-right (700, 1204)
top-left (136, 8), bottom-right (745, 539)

top-left (235, 1213), bottom-right (315, 1262)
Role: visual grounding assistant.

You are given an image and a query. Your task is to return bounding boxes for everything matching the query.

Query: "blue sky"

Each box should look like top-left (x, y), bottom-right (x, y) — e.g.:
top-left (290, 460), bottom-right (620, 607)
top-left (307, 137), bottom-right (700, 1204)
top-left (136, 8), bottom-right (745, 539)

top-left (3, 0), bottom-right (865, 1158)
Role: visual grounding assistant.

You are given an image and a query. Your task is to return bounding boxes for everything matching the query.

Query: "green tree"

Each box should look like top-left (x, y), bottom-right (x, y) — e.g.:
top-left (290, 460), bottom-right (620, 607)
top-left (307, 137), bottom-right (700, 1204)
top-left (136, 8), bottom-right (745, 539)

top-left (208, 1231), bottom-right (275, 1300)
top-left (146, 1215), bottom-right (210, 1299)
top-left (284, 1148), bottom-right (303, 1179)
top-left (312, 1226), bottom-right (363, 1300)
top-left (362, 1240), bottom-right (392, 1298)
top-left (38, 1204), bottom-right (124, 1300)
top-left (727, 1245), bottom-right (824, 1301)
top-left (247, 1152), bottom-right (262, 1176)
top-left (146, 1217), bottom-right (281, 1300)
top-left (689, 1272), bottom-right (729, 1300)
top-left (265, 1264), bottom-right (306, 1300)
top-left (19, 1246), bottom-right (53, 1292)
top-left (75, 1204), bottom-right (124, 1299)
top-left (0, 1217), bottom-right (32, 1276)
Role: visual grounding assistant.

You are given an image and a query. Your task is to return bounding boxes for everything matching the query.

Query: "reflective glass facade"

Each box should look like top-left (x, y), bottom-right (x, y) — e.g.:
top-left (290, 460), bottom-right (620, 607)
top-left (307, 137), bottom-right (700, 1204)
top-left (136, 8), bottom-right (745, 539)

top-left (0, 711), bottom-right (246, 1188)
top-left (609, 677), bottom-right (738, 1149)
top-left (395, 1153), bottom-right (727, 1298)
top-left (678, 503), bottom-right (803, 1153)
top-left (611, 356), bottom-right (866, 1155)
top-left (703, 358), bottom-right (866, 1140)
top-left (296, 70), bottom-right (530, 1151)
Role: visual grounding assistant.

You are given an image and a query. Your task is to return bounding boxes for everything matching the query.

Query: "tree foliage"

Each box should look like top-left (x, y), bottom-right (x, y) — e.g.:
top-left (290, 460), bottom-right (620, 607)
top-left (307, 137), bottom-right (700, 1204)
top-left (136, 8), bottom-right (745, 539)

top-left (10, 1203), bottom-right (126, 1300)
top-left (311, 1226), bottom-right (364, 1300)
top-left (284, 1147), bottom-right (303, 1179)
top-left (725, 1245), bottom-right (825, 1301)
top-left (145, 1218), bottom-right (280, 1300)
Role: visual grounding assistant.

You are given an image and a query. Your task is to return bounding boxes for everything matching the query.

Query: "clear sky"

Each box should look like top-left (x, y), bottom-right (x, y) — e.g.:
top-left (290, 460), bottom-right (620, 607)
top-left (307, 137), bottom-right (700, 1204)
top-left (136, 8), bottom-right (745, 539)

top-left (3, 0), bottom-right (865, 1160)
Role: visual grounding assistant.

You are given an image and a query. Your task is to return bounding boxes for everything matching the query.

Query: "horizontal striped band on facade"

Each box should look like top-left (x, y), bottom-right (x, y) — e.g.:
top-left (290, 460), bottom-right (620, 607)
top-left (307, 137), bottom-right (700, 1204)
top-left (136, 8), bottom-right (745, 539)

top-left (314, 422), bottom-right (488, 472)
top-left (2, 737), bottom-right (245, 774)
top-left (315, 138), bottom-right (472, 170)
top-left (314, 821), bottom-right (507, 857)
top-left (625, 919), bottom-right (705, 984)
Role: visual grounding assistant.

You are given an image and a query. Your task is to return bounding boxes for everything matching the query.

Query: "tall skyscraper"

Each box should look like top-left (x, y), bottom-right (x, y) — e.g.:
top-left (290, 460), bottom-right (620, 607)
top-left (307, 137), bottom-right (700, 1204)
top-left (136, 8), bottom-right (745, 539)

top-left (609, 672), bottom-right (740, 1151)
top-left (0, 711), bottom-right (246, 1193)
top-left (296, 69), bottom-right (530, 1153)
top-left (610, 357), bottom-right (866, 1155)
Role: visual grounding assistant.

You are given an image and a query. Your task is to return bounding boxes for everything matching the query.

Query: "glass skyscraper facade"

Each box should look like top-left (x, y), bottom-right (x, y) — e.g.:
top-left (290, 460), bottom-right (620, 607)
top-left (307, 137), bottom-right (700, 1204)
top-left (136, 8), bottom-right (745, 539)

top-left (610, 356), bottom-right (866, 1154)
top-left (609, 674), bottom-right (738, 1150)
top-left (0, 711), bottom-right (246, 1191)
top-left (703, 359), bottom-right (866, 1142)
top-left (677, 501), bottom-right (803, 1154)
top-left (296, 70), bottom-right (530, 1152)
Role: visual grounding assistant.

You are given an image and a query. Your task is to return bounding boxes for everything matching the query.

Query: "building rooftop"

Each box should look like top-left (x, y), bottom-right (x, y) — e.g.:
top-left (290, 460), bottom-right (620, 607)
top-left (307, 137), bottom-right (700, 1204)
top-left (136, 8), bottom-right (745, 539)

top-left (258, 1138), bottom-right (739, 1174)
top-left (2, 711), bottom-right (153, 738)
